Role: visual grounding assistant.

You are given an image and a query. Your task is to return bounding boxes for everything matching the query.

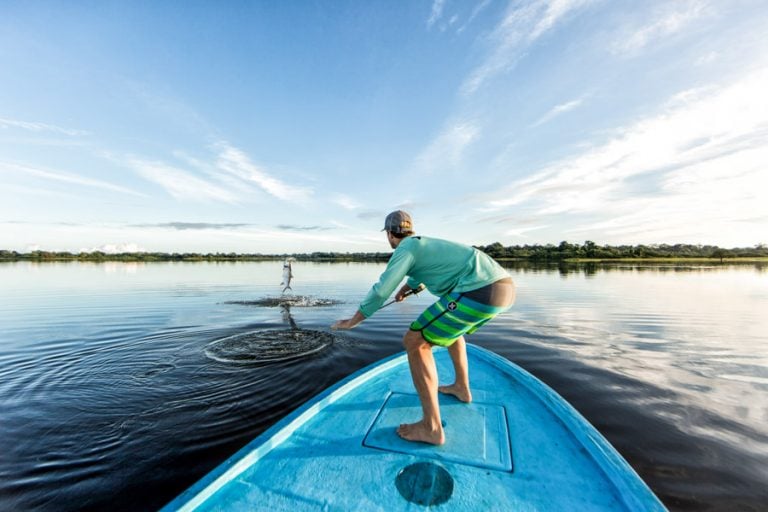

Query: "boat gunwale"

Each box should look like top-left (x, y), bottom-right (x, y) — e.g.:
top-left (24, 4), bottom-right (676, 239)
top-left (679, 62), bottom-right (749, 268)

top-left (162, 349), bottom-right (408, 511)
top-left (466, 345), bottom-right (666, 511)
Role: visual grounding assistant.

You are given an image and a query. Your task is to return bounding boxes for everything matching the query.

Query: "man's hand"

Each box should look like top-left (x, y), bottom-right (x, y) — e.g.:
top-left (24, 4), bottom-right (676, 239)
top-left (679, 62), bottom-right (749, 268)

top-left (395, 284), bottom-right (413, 302)
top-left (331, 310), bottom-right (365, 330)
top-left (332, 318), bottom-right (356, 330)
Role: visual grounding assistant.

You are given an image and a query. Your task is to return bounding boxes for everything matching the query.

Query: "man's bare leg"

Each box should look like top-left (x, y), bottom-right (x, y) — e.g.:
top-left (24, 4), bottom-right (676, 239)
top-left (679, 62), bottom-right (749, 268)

top-left (397, 330), bottom-right (445, 445)
top-left (438, 336), bottom-right (472, 403)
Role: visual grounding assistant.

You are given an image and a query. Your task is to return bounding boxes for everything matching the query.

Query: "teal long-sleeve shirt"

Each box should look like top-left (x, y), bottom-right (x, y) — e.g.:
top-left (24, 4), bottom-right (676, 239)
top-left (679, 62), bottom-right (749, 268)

top-left (358, 236), bottom-right (510, 318)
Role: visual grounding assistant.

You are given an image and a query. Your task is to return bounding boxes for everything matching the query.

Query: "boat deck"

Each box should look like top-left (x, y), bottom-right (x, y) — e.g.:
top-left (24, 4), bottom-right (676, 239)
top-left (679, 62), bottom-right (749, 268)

top-left (165, 345), bottom-right (665, 511)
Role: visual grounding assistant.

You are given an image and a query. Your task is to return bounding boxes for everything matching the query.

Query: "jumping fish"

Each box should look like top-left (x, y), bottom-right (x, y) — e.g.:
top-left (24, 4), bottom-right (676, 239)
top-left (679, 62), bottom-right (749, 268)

top-left (281, 258), bottom-right (295, 293)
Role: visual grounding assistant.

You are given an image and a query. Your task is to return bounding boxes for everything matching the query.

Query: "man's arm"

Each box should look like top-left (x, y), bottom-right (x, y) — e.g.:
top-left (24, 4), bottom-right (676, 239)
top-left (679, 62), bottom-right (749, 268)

top-left (358, 245), bottom-right (415, 317)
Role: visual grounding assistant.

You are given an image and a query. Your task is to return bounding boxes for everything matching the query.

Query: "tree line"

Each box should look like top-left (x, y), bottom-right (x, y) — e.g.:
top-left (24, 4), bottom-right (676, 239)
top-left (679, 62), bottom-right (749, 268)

top-left (0, 250), bottom-right (392, 262)
top-left (474, 241), bottom-right (768, 261)
top-left (2, 242), bottom-right (766, 263)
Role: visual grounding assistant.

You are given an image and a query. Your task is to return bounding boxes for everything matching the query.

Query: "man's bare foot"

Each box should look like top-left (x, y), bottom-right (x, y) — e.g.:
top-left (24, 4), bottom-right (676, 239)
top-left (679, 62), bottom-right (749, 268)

top-left (396, 420), bottom-right (445, 445)
top-left (438, 383), bottom-right (472, 403)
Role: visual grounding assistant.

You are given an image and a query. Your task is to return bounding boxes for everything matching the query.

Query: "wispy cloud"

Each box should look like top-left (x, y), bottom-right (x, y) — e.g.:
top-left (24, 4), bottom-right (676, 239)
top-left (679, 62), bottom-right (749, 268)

top-left (483, 68), bottom-right (768, 243)
top-left (124, 142), bottom-right (313, 204)
top-left (505, 225), bottom-right (550, 238)
top-left (611, 0), bottom-right (710, 56)
top-left (696, 51), bottom-right (719, 66)
top-left (133, 222), bottom-right (251, 231)
top-left (0, 161), bottom-right (145, 197)
top-left (429, 0), bottom-right (493, 35)
top-left (427, 0), bottom-right (446, 29)
top-left (215, 142), bottom-right (312, 202)
top-left (356, 210), bottom-right (383, 220)
top-left (332, 194), bottom-right (362, 210)
top-left (0, 117), bottom-right (89, 136)
top-left (79, 242), bottom-right (147, 254)
top-left (532, 96), bottom-right (586, 127)
top-left (529, 0), bottom-right (594, 40)
top-left (458, 0), bottom-right (492, 33)
top-left (413, 121), bottom-right (480, 173)
top-left (276, 225), bottom-right (333, 231)
top-left (219, 226), bottom-right (377, 248)
top-left (427, 0), bottom-right (493, 34)
top-left (128, 158), bottom-right (240, 203)
top-left (462, 0), bottom-right (596, 95)
top-left (2, 220), bottom-right (81, 226)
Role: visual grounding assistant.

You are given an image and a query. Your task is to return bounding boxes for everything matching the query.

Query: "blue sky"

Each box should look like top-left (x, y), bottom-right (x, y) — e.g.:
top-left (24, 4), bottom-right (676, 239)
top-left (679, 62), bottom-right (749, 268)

top-left (1, 0), bottom-right (767, 254)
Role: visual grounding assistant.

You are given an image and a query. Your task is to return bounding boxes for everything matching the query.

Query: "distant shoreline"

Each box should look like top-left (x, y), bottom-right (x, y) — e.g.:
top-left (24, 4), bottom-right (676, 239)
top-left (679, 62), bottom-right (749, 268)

top-left (0, 251), bottom-right (392, 263)
top-left (2, 246), bottom-right (767, 264)
top-left (3, 258), bottom-right (767, 264)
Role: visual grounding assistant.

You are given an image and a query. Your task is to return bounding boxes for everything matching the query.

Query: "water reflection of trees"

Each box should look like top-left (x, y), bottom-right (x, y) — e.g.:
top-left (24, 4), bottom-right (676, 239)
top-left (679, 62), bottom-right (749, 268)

top-left (499, 260), bottom-right (767, 276)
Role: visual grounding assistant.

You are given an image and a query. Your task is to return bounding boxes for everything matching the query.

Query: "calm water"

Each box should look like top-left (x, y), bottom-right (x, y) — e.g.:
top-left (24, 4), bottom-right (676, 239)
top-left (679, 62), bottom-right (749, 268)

top-left (1, 261), bottom-right (766, 511)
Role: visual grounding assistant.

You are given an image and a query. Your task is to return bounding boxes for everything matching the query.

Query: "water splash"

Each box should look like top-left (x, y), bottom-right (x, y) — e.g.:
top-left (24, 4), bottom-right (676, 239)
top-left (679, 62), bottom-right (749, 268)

top-left (225, 296), bottom-right (343, 307)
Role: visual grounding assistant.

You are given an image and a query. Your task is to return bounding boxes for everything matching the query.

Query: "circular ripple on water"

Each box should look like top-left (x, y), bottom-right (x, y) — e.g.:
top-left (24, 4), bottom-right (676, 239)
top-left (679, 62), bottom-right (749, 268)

top-left (204, 329), bottom-right (334, 365)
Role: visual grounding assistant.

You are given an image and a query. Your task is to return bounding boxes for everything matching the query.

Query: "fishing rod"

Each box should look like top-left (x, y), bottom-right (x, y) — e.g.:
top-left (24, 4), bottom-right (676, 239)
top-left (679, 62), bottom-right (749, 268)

top-left (380, 284), bottom-right (426, 309)
top-left (330, 284), bottom-right (427, 331)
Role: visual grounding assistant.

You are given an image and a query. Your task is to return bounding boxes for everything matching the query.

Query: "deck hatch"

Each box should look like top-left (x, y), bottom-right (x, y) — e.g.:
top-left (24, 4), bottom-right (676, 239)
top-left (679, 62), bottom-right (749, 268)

top-left (363, 392), bottom-right (513, 472)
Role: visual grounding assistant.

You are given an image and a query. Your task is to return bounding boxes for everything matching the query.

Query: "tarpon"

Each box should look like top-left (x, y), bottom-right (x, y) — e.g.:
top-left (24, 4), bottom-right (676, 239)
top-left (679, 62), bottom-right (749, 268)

top-left (281, 258), bottom-right (295, 293)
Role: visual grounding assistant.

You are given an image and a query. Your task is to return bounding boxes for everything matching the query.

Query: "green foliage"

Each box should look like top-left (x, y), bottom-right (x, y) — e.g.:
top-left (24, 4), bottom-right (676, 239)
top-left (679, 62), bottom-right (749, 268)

top-left (1, 243), bottom-right (766, 263)
top-left (472, 242), bottom-right (768, 261)
top-left (0, 250), bottom-right (392, 262)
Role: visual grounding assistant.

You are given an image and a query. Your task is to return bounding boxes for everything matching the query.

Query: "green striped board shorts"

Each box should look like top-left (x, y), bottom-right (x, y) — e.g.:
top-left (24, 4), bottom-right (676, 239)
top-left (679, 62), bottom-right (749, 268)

top-left (409, 292), bottom-right (509, 347)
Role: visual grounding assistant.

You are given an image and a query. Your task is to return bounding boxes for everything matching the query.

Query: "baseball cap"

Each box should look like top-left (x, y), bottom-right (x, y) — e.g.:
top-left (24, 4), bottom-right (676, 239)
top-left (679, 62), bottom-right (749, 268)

top-left (382, 210), bottom-right (413, 234)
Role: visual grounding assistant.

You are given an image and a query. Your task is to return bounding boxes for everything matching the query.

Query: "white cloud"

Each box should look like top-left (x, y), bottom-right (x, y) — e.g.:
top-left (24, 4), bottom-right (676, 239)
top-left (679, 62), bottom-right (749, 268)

top-left (215, 143), bottom-right (312, 202)
top-left (124, 143), bottom-right (313, 204)
top-left (696, 50), bottom-right (719, 66)
top-left (0, 161), bottom-right (146, 197)
top-left (413, 121), bottom-right (480, 173)
top-left (333, 194), bottom-right (362, 210)
top-left (128, 158), bottom-right (240, 203)
top-left (462, 0), bottom-right (596, 95)
top-left (2, 219), bottom-right (381, 253)
top-left (484, 68), bottom-right (768, 243)
top-left (529, 0), bottom-right (594, 40)
top-left (200, 225), bottom-right (382, 250)
top-left (80, 242), bottom-right (147, 254)
top-left (458, 0), bottom-right (492, 33)
top-left (427, 0), bottom-right (446, 29)
top-left (0, 117), bottom-right (89, 136)
top-left (428, 0), bottom-right (491, 34)
top-left (532, 97), bottom-right (585, 127)
top-left (611, 0), bottom-right (710, 56)
top-left (506, 225), bottom-right (549, 238)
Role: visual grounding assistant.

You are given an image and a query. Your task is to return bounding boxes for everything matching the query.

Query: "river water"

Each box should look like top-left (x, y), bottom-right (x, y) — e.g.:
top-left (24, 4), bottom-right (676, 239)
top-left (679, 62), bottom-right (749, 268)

top-left (1, 261), bottom-right (766, 511)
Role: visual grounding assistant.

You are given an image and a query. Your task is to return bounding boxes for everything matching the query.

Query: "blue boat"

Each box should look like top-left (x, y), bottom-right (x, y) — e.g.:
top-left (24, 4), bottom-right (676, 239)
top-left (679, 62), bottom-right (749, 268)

top-left (163, 344), bottom-right (667, 511)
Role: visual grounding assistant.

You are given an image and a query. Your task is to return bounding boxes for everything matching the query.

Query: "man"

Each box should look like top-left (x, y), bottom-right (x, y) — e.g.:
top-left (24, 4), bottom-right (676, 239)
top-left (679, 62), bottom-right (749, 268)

top-left (332, 210), bottom-right (515, 445)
